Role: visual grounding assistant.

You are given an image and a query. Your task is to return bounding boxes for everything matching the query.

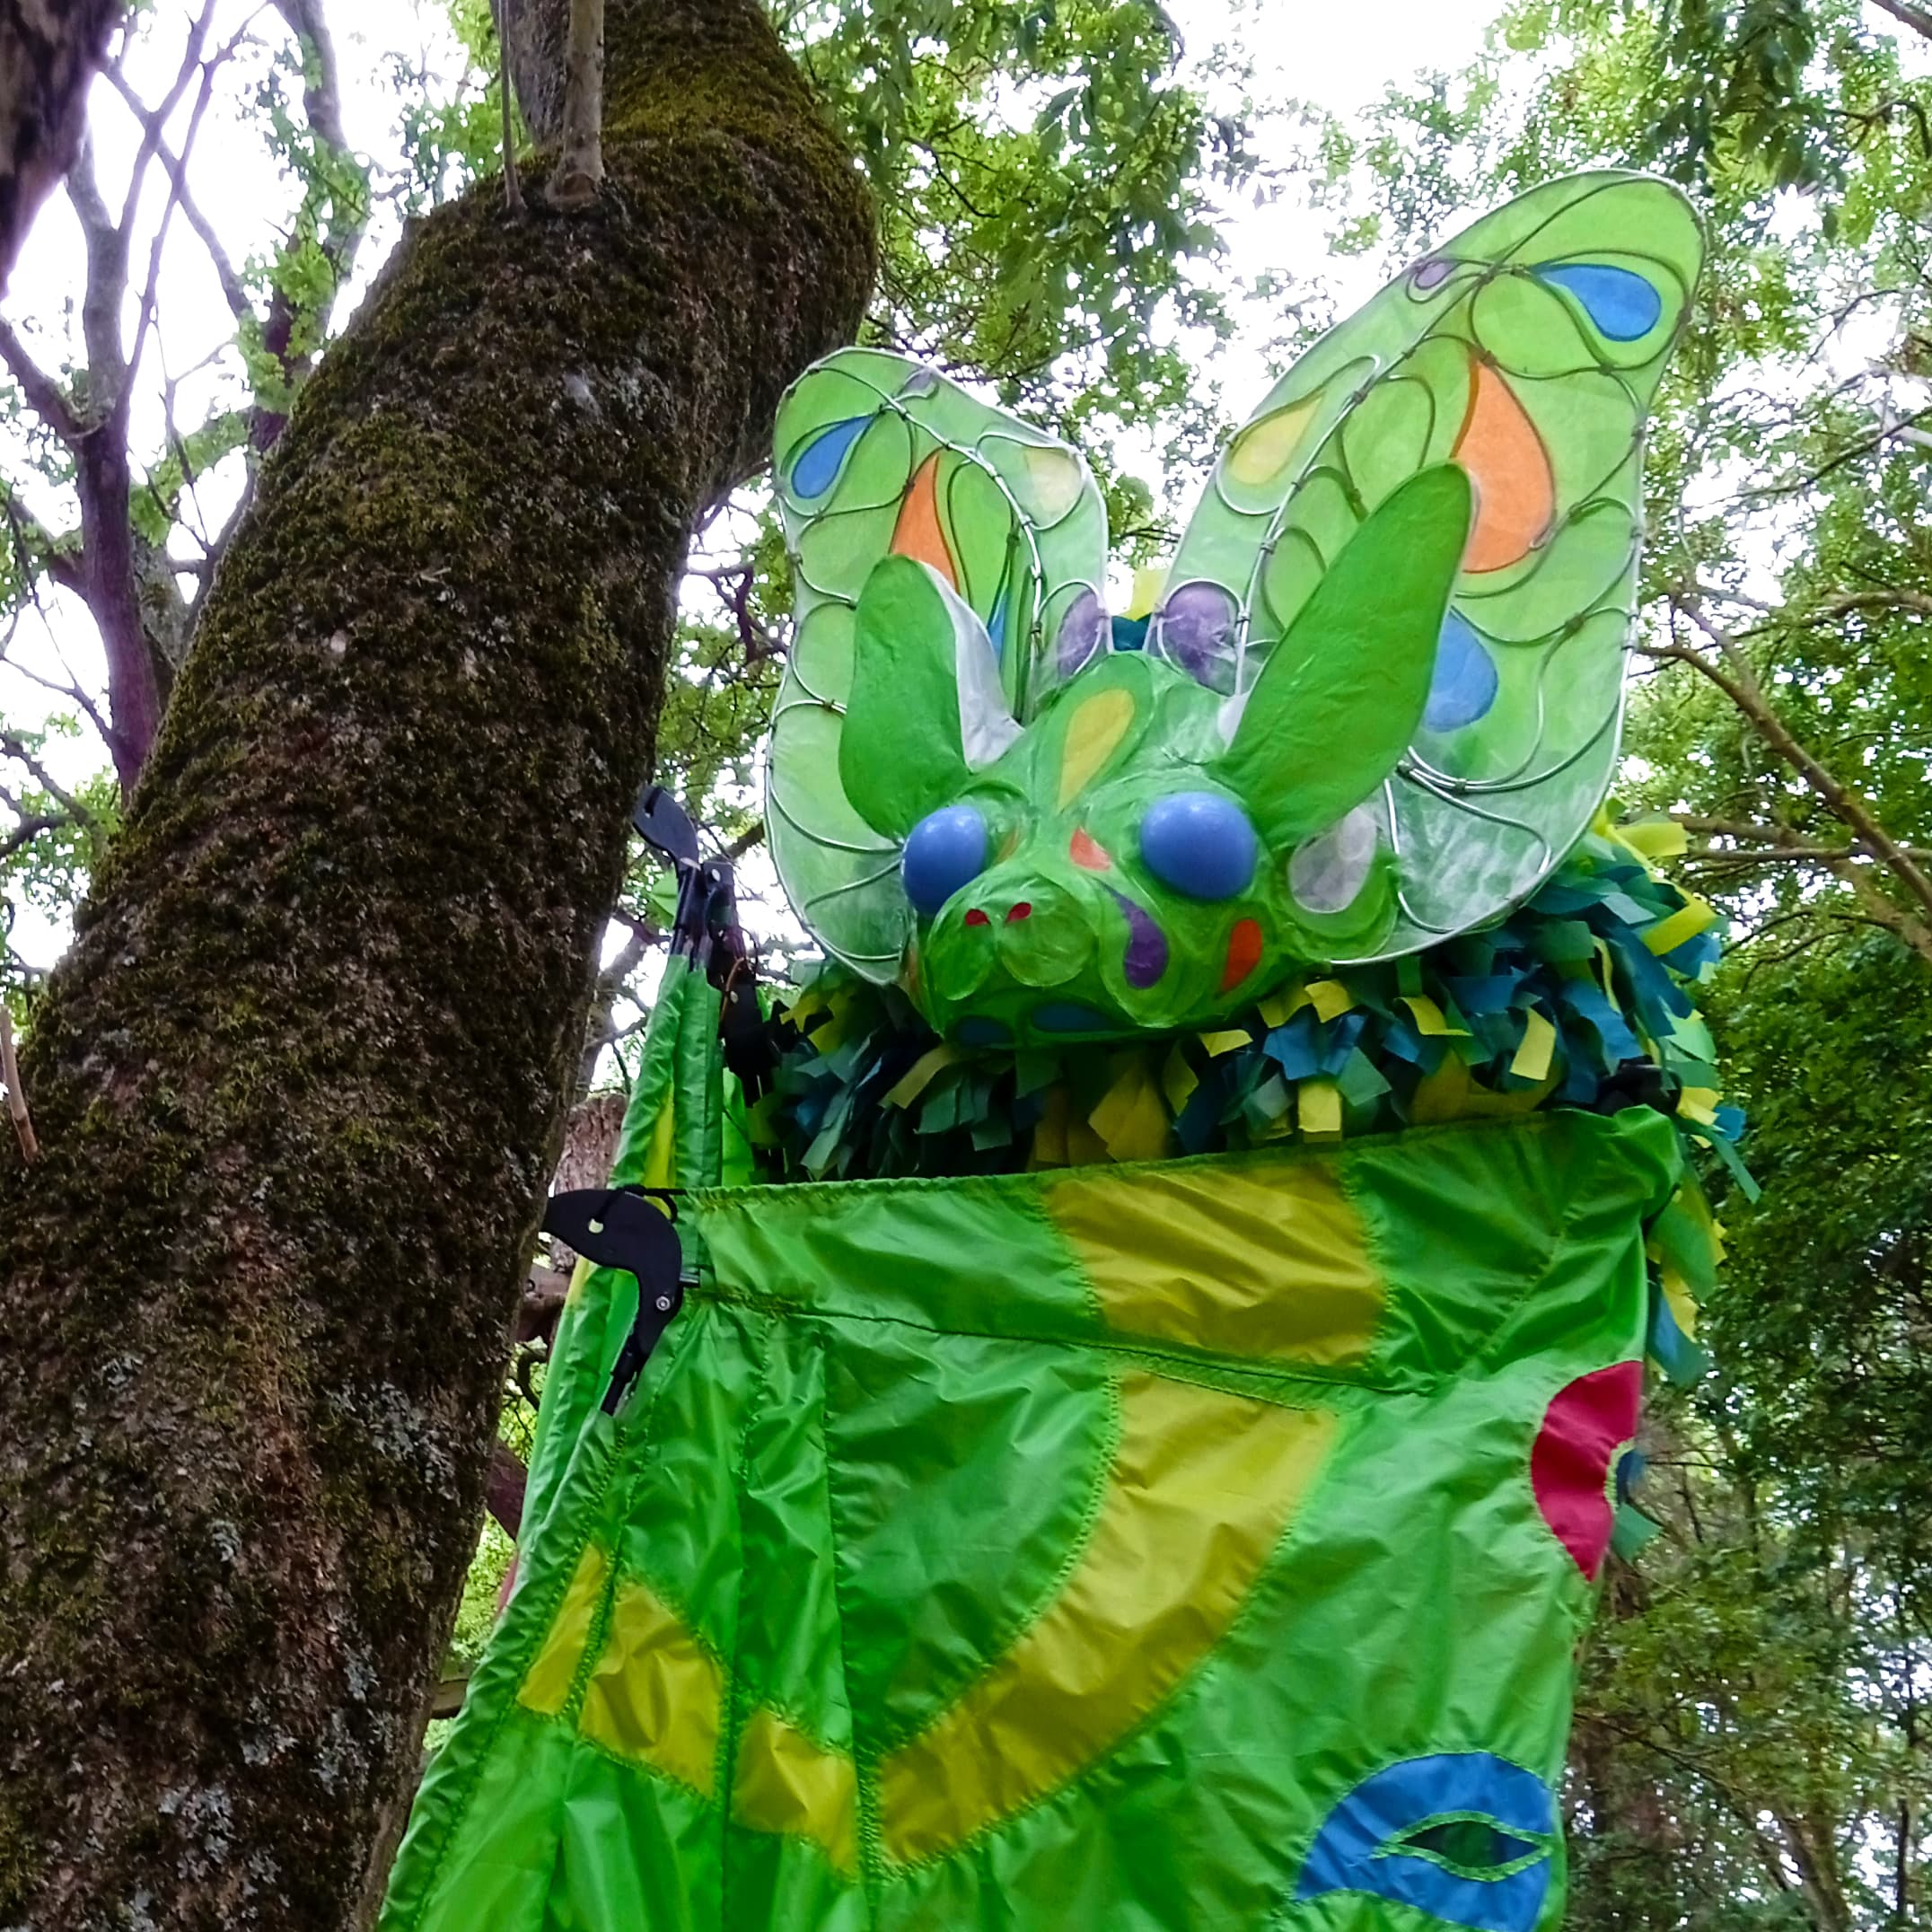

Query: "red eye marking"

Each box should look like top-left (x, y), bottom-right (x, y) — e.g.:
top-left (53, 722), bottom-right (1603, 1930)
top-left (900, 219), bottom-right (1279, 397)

top-left (1220, 918), bottom-right (1264, 993)
top-left (1006, 902), bottom-right (1032, 923)
top-left (964, 909), bottom-right (990, 927)
top-left (1069, 828), bottom-right (1112, 872)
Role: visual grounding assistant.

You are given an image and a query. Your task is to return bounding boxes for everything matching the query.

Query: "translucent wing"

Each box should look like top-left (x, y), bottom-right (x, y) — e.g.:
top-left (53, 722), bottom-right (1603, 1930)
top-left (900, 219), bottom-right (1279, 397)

top-left (1158, 171), bottom-right (1704, 956)
top-left (767, 349), bottom-right (1108, 980)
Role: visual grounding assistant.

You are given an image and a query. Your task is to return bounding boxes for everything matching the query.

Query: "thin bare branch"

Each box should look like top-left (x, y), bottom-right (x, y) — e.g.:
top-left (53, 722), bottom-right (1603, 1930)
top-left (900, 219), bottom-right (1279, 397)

top-left (0, 1004), bottom-right (39, 1163)
top-left (1648, 602), bottom-right (1932, 941)
top-left (1874, 0), bottom-right (1932, 43)
top-left (0, 320), bottom-right (79, 443)
top-left (104, 67), bottom-right (248, 320)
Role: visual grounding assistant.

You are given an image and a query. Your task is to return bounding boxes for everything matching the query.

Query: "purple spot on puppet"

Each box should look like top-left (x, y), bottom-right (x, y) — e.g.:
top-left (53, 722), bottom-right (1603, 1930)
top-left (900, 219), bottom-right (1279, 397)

top-left (1149, 581), bottom-right (1238, 692)
top-left (1409, 255), bottom-right (1455, 294)
top-left (900, 366), bottom-right (940, 397)
top-left (1057, 588), bottom-right (1109, 679)
top-left (1111, 891), bottom-right (1169, 988)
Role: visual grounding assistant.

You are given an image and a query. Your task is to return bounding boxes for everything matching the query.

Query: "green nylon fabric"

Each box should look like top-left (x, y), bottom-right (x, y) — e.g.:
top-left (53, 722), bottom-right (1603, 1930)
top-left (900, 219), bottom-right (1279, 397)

top-left (383, 984), bottom-right (1680, 1931)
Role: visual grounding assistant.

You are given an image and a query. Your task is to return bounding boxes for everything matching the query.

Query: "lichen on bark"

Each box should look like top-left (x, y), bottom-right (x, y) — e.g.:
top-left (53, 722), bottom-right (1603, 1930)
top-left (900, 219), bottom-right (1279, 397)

top-left (0, 0), bottom-right (873, 1921)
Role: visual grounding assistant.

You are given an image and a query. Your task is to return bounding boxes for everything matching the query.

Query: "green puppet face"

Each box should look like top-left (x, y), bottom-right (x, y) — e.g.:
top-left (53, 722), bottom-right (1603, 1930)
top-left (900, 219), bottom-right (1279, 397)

top-left (767, 176), bottom-right (1707, 1030)
top-left (840, 470), bottom-right (1474, 1046)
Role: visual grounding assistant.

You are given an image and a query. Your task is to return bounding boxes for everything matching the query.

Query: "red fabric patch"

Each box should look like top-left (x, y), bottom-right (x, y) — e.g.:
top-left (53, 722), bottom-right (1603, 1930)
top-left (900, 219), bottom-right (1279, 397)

top-left (1069, 829), bottom-right (1112, 872)
top-left (963, 909), bottom-right (990, 927)
top-left (1531, 1360), bottom-right (1642, 1581)
top-left (1219, 918), bottom-right (1264, 993)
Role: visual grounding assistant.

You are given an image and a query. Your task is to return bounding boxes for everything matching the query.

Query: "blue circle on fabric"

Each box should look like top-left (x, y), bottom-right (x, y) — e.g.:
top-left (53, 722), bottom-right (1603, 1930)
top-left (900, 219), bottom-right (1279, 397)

top-left (1138, 792), bottom-right (1258, 900)
top-left (1426, 610), bottom-right (1500, 732)
top-left (900, 804), bottom-right (989, 917)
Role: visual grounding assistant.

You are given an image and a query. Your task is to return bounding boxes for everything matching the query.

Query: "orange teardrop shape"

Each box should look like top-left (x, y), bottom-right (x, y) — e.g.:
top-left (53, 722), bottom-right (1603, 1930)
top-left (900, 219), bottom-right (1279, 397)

top-left (1219, 917), bottom-right (1264, 993)
top-left (1453, 360), bottom-right (1554, 574)
top-left (890, 452), bottom-right (959, 587)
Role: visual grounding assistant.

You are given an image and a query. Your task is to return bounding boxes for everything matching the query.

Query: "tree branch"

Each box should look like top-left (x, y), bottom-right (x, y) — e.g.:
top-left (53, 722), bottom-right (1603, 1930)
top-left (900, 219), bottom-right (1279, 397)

top-left (1648, 607), bottom-right (1932, 952)
top-left (0, 319), bottom-right (79, 443)
top-left (1874, 0), bottom-right (1932, 43)
top-left (0, 0), bottom-right (127, 294)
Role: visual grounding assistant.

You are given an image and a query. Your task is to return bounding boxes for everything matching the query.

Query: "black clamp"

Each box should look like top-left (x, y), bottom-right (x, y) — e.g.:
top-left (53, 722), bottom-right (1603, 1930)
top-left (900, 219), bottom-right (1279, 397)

top-left (541, 1185), bottom-right (687, 1413)
top-left (631, 783), bottom-right (778, 1101)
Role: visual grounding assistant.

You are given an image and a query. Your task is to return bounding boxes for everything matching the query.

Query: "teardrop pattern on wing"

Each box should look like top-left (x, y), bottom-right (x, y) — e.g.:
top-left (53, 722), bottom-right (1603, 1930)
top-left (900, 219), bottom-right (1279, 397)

top-left (1155, 171), bottom-right (1701, 962)
top-left (788, 414), bottom-right (869, 499)
top-left (1424, 610), bottom-right (1500, 733)
top-left (1531, 262), bottom-right (1663, 341)
top-left (1452, 360), bottom-right (1554, 575)
top-left (891, 452), bottom-right (960, 588)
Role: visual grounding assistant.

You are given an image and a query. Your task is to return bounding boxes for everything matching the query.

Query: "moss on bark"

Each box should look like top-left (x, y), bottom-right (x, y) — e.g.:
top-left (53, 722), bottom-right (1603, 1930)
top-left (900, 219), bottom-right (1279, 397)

top-left (0, 1), bottom-right (872, 1921)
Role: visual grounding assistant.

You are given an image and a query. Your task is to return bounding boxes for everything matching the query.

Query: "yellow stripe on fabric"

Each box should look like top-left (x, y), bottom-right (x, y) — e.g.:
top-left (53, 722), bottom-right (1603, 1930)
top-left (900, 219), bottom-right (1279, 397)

top-left (1087, 1055), bottom-right (1170, 1163)
top-left (1044, 1157), bottom-right (1383, 1367)
top-left (517, 1541), bottom-right (610, 1717)
top-left (878, 1374), bottom-right (1336, 1866)
top-left (637, 1092), bottom-right (678, 1190)
top-left (1297, 1078), bottom-right (1342, 1139)
top-left (1125, 564), bottom-right (1166, 620)
top-left (576, 1572), bottom-right (724, 1796)
top-left (1411, 1058), bottom-right (1553, 1125)
top-left (733, 1706), bottom-right (860, 1878)
top-left (1510, 1008), bottom-right (1557, 1082)
top-left (884, 1043), bottom-right (960, 1109)
top-left (1198, 1026), bottom-right (1252, 1057)
top-left (1304, 978), bottom-right (1354, 1022)
top-left (1644, 897), bottom-right (1717, 956)
top-left (1161, 1045), bottom-right (1199, 1115)
top-left (1659, 1263), bottom-right (1699, 1339)
top-left (1399, 993), bottom-right (1466, 1037)
top-left (1614, 815), bottom-right (1688, 862)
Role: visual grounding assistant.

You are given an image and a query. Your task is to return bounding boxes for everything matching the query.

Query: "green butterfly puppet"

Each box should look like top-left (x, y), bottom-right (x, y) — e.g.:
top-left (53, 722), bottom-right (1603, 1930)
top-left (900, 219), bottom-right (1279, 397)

top-left (768, 171), bottom-right (1703, 1047)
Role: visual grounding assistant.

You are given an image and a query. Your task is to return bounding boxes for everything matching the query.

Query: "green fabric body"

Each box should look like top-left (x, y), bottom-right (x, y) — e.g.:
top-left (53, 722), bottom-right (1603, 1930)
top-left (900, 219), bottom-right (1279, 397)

top-left (384, 1014), bottom-right (1680, 1931)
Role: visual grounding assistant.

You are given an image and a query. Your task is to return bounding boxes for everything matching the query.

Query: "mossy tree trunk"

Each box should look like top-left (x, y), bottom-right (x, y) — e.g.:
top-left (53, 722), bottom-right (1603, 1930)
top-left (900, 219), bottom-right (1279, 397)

top-left (0, 0), bottom-right (872, 1921)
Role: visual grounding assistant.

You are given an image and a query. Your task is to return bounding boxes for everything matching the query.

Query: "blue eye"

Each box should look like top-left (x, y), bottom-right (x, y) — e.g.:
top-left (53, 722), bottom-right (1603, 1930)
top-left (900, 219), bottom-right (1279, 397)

top-left (901, 804), bottom-right (990, 917)
top-left (1137, 792), bottom-right (1257, 900)
top-left (1296, 1753), bottom-right (1556, 1932)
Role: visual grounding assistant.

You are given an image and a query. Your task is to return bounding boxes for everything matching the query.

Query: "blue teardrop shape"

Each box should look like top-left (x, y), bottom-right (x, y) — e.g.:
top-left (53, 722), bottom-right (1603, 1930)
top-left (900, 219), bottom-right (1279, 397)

top-left (1425, 610), bottom-right (1499, 732)
top-left (789, 415), bottom-right (869, 498)
top-left (1532, 263), bottom-right (1662, 342)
